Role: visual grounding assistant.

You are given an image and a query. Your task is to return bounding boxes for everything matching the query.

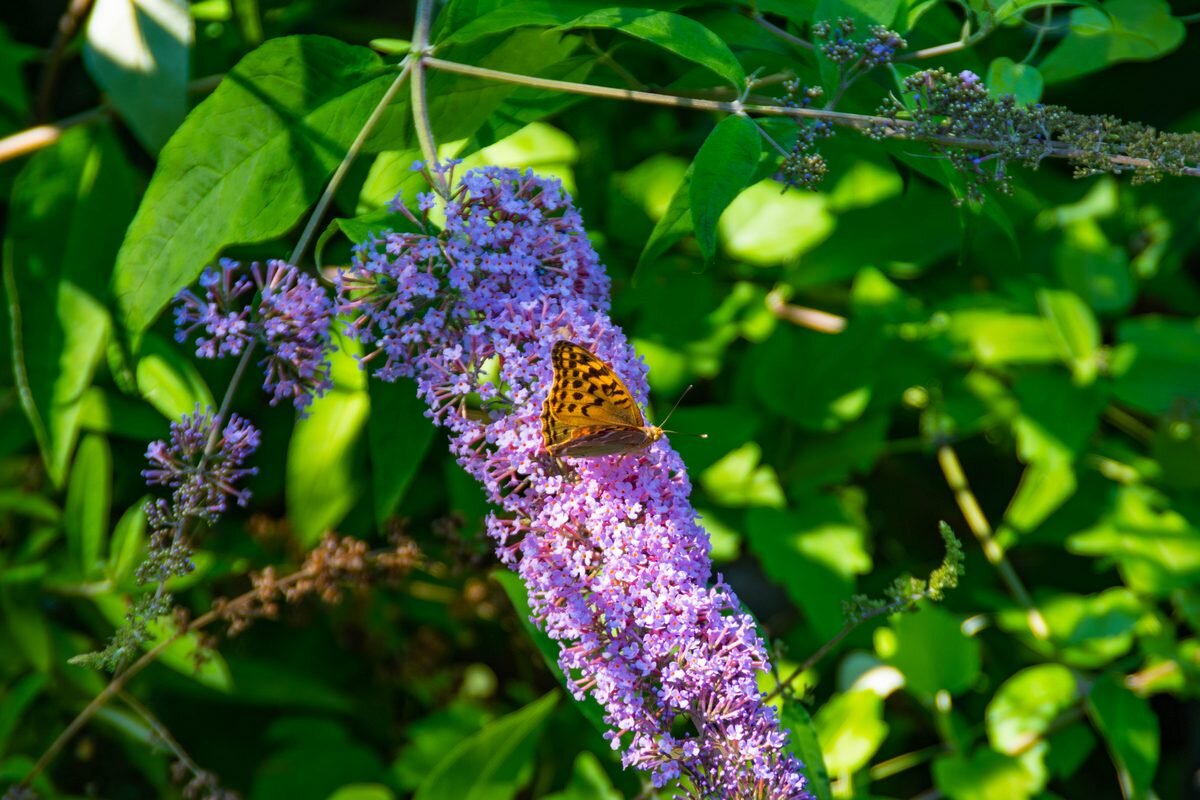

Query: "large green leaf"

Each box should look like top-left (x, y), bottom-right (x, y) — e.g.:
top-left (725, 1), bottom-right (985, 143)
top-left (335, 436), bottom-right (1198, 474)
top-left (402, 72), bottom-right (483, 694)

top-left (559, 8), bottom-right (745, 88)
top-left (1111, 316), bottom-right (1200, 415)
top-left (1039, 0), bottom-right (1184, 84)
top-left (690, 115), bottom-right (762, 262)
top-left (986, 665), bottom-right (1078, 756)
top-left (745, 502), bottom-right (871, 640)
top-left (112, 36), bottom-right (402, 334)
top-left (83, 0), bottom-right (192, 152)
top-left (4, 126), bottom-right (138, 487)
top-left (1087, 674), bottom-right (1159, 799)
top-left (63, 434), bottom-right (112, 578)
top-left (781, 702), bottom-right (833, 800)
top-left (414, 692), bottom-right (558, 800)
top-left (286, 340), bottom-right (369, 546)
top-left (875, 604), bottom-right (981, 696)
top-left (368, 378), bottom-right (436, 523)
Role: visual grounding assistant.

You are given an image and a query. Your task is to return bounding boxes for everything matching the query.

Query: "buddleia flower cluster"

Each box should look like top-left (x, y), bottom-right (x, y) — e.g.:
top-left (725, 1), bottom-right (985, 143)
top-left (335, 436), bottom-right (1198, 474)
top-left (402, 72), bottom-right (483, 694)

top-left (812, 17), bottom-right (906, 67)
top-left (175, 258), bottom-right (335, 413)
top-left (336, 163), bottom-right (810, 798)
top-left (879, 68), bottom-right (1200, 203)
top-left (76, 260), bottom-right (333, 671)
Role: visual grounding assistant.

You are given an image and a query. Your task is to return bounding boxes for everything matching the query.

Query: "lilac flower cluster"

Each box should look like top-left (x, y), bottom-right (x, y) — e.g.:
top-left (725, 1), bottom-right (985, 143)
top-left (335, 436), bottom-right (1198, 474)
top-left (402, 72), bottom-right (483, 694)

top-left (175, 259), bottom-right (335, 413)
top-left (337, 163), bottom-right (809, 798)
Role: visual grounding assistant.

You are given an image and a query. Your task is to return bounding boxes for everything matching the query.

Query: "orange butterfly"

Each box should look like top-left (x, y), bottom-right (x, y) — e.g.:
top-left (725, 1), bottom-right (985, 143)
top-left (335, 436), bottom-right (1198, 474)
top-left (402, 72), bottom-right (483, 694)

top-left (541, 341), bottom-right (702, 457)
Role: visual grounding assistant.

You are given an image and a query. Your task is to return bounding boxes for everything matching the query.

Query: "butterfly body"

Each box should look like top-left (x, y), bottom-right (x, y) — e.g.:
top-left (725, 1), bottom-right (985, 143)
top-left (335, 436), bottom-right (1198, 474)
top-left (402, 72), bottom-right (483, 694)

top-left (541, 341), bottom-right (663, 458)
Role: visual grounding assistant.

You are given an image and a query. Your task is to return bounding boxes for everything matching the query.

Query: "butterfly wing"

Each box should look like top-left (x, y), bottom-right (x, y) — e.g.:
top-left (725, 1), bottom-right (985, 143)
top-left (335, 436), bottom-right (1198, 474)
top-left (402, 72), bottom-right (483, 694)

top-left (548, 341), bottom-right (645, 428)
top-left (542, 341), bottom-right (653, 457)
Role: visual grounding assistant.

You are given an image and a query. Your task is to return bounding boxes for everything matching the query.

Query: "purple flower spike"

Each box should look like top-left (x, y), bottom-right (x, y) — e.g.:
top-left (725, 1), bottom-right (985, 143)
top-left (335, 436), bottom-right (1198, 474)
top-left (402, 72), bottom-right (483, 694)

top-left (174, 259), bottom-right (254, 358)
top-left (174, 260), bottom-right (335, 414)
top-left (142, 405), bottom-right (260, 519)
top-left (252, 260), bottom-right (335, 412)
top-left (335, 165), bottom-right (810, 798)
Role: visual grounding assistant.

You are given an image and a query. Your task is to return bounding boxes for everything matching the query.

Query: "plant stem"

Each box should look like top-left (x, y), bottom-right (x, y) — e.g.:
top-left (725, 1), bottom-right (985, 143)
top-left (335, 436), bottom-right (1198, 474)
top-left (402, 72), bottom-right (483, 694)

top-left (411, 0), bottom-right (448, 197)
top-left (766, 287), bottom-right (847, 333)
top-left (936, 444), bottom-right (1049, 639)
top-left (0, 75), bottom-right (224, 165)
top-left (119, 690), bottom-right (205, 778)
top-left (19, 545), bottom-right (403, 789)
top-left (421, 57), bottom-right (1200, 178)
top-left (37, 0), bottom-right (96, 120)
top-left (289, 58), bottom-right (413, 266)
top-left (765, 594), bottom-right (920, 702)
top-left (751, 12), bottom-right (814, 52)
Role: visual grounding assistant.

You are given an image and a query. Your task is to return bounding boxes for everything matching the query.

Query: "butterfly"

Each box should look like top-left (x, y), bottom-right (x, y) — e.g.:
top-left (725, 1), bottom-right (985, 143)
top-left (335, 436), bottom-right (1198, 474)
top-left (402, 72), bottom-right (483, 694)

top-left (541, 340), bottom-right (702, 458)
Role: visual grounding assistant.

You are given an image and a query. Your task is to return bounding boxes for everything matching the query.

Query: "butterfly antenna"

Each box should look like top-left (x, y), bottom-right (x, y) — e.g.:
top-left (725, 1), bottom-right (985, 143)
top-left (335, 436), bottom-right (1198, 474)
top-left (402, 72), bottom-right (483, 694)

top-left (658, 385), bottom-right (709, 439)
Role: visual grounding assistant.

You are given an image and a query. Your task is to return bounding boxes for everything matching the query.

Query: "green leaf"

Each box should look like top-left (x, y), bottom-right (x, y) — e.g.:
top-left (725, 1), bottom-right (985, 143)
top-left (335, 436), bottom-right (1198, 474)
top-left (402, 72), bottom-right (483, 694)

top-left (392, 705), bottom-right (492, 791)
top-left (999, 588), bottom-right (1142, 668)
top-left (107, 500), bottom-right (148, 586)
top-left (1087, 674), bottom-right (1159, 799)
top-left (0, 673), bottom-right (47, 756)
top-left (745, 502), bottom-right (871, 640)
top-left (1003, 459), bottom-right (1077, 536)
top-left (815, 0), bottom-right (900, 28)
top-left (4, 126), bottom-right (137, 487)
top-left (560, 8), bottom-right (745, 88)
top-left (699, 442), bottom-right (786, 509)
top-left (1111, 316), bottom-right (1200, 415)
top-left (414, 691), bottom-right (558, 800)
top-left (813, 690), bottom-right (888, 774)
top-left (1068, 486), bottom-right (1200, 596)
top-left (287, 344), bottom-right (369, 546)
top-left (368, 378), bottom-right (436, 523)
top-left (986, 665), bottom-right (1078, 755)
top-left (690, 115), bottom-right (762, 262)
top-left (493, 571), bottom-right (607, 735)
top-left (63, 434), bottom-right (112, 578)
top-left (875, 604), bottom-right (981, 696)
top-left (135, 332), bottom-right (216, 420)
top-left (1037, 289), bottom-right (1100, 384)
top-left (945, 310), bottom-right (1062, 367)
top-left (326, 785), bottom-right (395, 800)
top-left (0, 491), bottom-right (61, 524)
top-left (752, 324), bottom-right (880, 432)
top-left (0, 587), bottom-right (52, 672)
top-left (112, 36), bottom-right (402, 334)
top-left (985, 57), bottom-right (1043, 105)
top-left (83, 0), bottom-right (192, 152)
top-left (781, 702), bottom-right (833, 800)
top-left (542, 752), bottom-right (621, 800)
top-left (933, 747), bottom-right (1042, 800)
top-left (1039, 0), bottom-right (1183, 83)
top-left (1012, 371), bottom-right (1106, 465)
top-left (636, 164), bottom-right (693, 275)
top-left (437, 1), bottom-right (600, 46)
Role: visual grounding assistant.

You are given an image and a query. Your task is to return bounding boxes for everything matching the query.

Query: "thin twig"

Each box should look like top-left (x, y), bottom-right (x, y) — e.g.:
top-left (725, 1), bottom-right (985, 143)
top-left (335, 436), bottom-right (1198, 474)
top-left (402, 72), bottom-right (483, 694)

top-left (765, 594), bottom-right (921, 702)
top-left (422, 56), bottom-right (1200, 178)
top-left (37, 0), bottom-right (95, 120)
top-left (0, 74), bottom-right (224, 165)
top-left (18, 544), bottom-right (404, 789)
top-left (751, 13), bottom-right (814, 52)
top-left (936, 444), bottom-right (1049, 639)
top-left (766, 288), bottom-right (848, 334)
top-left (289, 59), bottom-right (413, 266)
top-left (118, 691), bottom-right (204, 777)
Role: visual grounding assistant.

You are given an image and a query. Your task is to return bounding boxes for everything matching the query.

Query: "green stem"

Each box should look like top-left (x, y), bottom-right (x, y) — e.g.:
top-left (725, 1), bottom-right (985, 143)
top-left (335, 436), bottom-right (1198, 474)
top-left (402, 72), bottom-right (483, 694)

top-left (421, 57), bottom-right (1200, 178)
top-left (936, 444), bottom-right (1049, 640)
top-left (290, 59), bottom-right (413, 266)
top-left (411, 0), bottom-right (448, 197)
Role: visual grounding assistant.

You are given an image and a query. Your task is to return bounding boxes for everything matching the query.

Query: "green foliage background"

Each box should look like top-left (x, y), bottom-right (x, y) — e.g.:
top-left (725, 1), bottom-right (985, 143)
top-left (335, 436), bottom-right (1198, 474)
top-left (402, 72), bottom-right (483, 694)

top-left (1, 1), bottom-right (1198, 798)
